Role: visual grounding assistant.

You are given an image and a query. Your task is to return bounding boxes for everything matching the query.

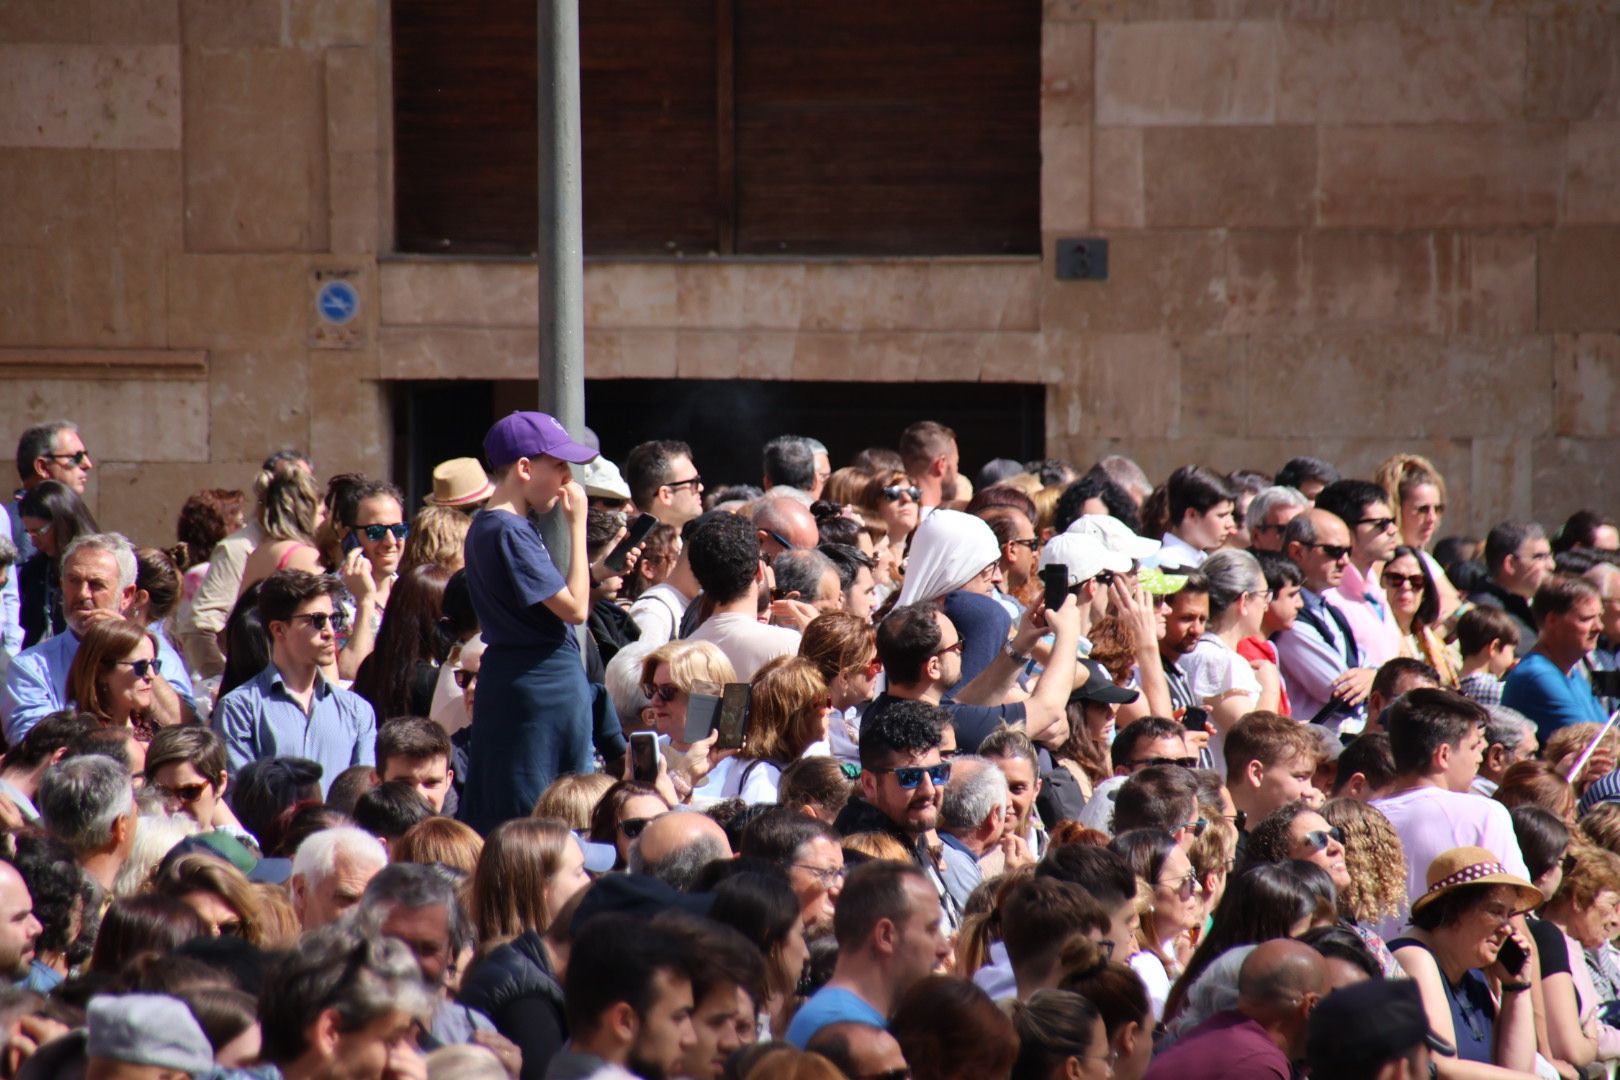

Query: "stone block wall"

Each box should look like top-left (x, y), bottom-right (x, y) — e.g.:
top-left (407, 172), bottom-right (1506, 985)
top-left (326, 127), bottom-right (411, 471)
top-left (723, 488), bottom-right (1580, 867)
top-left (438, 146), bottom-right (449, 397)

top-left (3, 0), bottom-right (1619, 547)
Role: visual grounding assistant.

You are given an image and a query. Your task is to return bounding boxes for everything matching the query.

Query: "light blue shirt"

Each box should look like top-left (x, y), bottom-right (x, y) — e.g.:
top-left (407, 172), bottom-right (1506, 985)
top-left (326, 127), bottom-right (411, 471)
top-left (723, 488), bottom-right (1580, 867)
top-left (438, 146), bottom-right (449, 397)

top-left (785, 986), bottom-right (887, 1048)
top-left (212, 663), bottom-right (376, 794)
top-left (0, 628), bottom-right (196, 743)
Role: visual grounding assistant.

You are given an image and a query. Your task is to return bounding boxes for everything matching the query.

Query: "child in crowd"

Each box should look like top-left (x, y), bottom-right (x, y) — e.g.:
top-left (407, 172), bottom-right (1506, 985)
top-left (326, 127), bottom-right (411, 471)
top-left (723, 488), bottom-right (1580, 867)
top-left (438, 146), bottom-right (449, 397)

top-left (1456, 606), bottom-right (1521, 708)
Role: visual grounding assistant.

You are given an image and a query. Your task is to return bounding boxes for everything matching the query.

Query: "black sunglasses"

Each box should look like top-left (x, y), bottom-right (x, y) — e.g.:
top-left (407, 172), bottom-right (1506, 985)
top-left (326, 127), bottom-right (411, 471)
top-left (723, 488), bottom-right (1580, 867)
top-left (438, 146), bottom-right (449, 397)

top-left (872, 763), bottom-right (951, 789)
top-left (881, 485), bottom-right (921, 502)
top-left (290, 611), bottom-right (349, 632)
top-left (1307, 543), bottom-right (1352, 560)
top-left (46, 450), bottom-right (91, 468)
top-left (111, 658), bottom-right (160, 679)
top-left (359, 522), bottom-right (410, 542)
top-left (665, 475), bottom-right (703, 492)
top-left (642, 683), bottom-right (681, 702)
top-left (1010, 537), bottom-right (1041, 550)
top-left (155, 781), bottom-right (210, 803)
top-left (1129, 756), bottom-right (1198, 770)
top-left (618, 817), bottom-right (654, 839)
top-left (453, 669), bottom-right (478, 690)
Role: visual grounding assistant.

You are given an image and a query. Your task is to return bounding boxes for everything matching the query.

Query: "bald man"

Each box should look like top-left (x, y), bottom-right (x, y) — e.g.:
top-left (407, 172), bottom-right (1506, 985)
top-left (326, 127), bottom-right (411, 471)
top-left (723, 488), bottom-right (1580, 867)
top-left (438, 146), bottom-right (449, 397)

top-left (1276, 509), bottom-right (1378, 729)
top-left (0, 862), bottom-right (41, 982)
top-left (1144, 939), bottom-right (1327, 1080)
top-left (753, 496), bottom-right (820, 559)
top-left (807, 1022), bottom-right (909, 1079)
top-left (629, 810), bottom-right (733, 892)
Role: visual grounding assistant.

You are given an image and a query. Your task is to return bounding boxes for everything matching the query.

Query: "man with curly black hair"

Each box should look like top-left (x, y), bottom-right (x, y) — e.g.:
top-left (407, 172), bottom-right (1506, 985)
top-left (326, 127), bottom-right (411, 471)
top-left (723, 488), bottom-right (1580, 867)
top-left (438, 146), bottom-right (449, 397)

top-left (0, 831), bottom-right (89, 991)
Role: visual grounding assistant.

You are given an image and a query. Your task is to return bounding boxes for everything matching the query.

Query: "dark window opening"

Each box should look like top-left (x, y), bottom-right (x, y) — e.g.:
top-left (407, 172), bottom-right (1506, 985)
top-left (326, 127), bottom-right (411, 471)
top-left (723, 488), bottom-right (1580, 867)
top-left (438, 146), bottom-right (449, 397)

top-left (391, 0), bottom-right (1040, 258)
top-left (391, 379), bottom-right (1045, 507)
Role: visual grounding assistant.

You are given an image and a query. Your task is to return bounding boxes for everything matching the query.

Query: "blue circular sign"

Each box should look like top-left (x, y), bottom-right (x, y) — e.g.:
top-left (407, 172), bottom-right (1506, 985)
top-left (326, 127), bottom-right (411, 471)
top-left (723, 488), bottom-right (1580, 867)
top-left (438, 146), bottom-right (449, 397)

top-left (317, 280), bottom-right (359, 325)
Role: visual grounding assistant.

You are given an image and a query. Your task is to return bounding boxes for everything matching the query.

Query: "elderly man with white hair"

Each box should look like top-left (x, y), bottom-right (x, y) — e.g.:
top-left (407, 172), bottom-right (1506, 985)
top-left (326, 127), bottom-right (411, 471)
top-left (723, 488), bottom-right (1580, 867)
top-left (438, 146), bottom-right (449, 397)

top-left (1, 532), bottom-right (196, 741)
top-left (940, 754), bottom-right (1028, 902)
top-left (1473, 705), bottom-right (1540, 798)
top-left (289, 825), bottom-right (387, 931)
top-left (37, 753), bottom-right (138, 892)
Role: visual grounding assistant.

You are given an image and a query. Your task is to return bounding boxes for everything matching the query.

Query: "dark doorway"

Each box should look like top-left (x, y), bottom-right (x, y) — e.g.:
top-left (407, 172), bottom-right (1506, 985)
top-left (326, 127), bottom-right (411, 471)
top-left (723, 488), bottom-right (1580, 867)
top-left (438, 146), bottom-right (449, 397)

top-left (392, 379), bottom-right (1045, 504)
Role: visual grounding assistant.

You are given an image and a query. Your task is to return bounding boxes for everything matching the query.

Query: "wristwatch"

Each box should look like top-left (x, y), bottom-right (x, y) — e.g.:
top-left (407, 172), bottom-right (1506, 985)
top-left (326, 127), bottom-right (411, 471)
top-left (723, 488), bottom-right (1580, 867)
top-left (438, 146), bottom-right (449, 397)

top-left (1003, 641), bottom-right (1031, 665)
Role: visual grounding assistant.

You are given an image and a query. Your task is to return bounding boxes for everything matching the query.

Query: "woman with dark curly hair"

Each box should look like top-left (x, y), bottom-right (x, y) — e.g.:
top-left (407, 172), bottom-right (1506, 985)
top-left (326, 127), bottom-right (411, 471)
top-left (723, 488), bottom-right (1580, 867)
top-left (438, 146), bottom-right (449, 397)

top-left (1248, 798), bottom-right (1403, 978)
top-left (3, 830), bottom-right (93, 991)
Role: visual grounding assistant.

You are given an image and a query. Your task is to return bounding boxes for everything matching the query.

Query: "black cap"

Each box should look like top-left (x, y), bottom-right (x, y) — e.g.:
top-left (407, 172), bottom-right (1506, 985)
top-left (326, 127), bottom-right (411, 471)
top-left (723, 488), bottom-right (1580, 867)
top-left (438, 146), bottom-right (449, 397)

top-left (571, 873), bottom-right (715, 929)
top-left (1307, 979), bottom-right (1453, 1078)
top-left (1067, 658), bottom-right (1140, 706)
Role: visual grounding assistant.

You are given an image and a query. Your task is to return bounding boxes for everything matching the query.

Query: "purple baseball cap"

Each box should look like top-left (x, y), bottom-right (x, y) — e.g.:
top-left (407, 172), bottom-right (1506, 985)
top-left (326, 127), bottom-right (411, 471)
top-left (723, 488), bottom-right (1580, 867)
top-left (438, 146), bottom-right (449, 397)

top-left (483, 411), bottom-right (598, 467)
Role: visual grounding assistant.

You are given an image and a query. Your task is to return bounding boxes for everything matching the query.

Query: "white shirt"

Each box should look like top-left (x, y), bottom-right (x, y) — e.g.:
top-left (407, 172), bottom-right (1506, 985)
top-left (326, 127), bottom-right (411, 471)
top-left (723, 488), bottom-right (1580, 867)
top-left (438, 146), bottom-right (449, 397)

top-left (1178, 634), bottom-right (1262, 776)
top-left (687, 612), bottom-right (800, 682)
top-left (1370, 785), bottom-right (1530, 940)
top-left (1153, 532), bottom-right (1207, 571)
top-left (627, 583), bottom-right (692, 649)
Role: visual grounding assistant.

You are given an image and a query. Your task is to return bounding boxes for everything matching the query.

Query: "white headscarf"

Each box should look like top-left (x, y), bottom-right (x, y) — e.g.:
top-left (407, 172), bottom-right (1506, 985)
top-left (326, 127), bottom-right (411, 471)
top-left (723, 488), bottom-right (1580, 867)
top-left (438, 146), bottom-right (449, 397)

top-left (894, 509), bottom-right (1002, 607)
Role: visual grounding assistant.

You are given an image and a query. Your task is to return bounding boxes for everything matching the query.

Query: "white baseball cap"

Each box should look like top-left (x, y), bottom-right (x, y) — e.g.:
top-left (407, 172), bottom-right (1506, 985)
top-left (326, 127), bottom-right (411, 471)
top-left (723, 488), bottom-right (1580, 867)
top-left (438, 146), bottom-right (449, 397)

top-left (1038, 532), bottom-right (1131, 586)
top-left (1066, 514), bottom-right (1161, 561)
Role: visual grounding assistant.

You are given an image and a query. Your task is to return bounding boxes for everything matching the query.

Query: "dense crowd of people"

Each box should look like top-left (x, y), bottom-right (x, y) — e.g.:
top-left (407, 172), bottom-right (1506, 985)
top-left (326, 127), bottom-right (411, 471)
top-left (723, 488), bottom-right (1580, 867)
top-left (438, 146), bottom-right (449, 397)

top-left (0, 414), bottom-right (1618, 1079)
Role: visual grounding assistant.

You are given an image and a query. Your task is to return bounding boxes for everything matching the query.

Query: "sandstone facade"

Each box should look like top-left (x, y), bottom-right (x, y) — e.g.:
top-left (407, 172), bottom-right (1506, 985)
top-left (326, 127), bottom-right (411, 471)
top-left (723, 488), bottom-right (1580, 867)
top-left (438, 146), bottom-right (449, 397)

top-left (1, 0), bottom-right (1617, 545)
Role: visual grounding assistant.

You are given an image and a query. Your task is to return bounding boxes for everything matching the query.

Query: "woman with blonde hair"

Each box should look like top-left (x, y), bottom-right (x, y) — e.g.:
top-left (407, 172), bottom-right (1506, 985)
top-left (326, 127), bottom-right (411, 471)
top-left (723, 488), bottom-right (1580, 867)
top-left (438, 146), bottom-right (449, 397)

top-left (401, 505), bottom-right (472, 575)
top-left (151, 852), bottom-right (268, 946)
top-left (394, 816), bottom-right (486, 876)
top-left (714, 655), bottom-right (830, 804)
top-left (841, 831), bottom-right (912, 863)
top-left (532, 772), bottom-right (615, 831)
top-left (469, 818), bottom-right (592, 945)
top-left (239, 460), bottom-right (325, 593)
top-left (640, 640), bottom-right (737, 754)
top-left (1374, 452), bottom-right (1460, 620)
top-left (65, 617), bottom-right (163, 738)
top-left (1321, 797), bottom-right (1409, 975)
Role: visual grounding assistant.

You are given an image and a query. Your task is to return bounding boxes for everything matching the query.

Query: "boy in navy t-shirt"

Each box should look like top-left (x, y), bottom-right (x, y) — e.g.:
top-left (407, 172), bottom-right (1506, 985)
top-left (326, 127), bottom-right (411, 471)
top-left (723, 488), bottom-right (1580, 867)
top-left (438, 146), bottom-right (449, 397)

top-left (459, 411), bottom-right (599, 833)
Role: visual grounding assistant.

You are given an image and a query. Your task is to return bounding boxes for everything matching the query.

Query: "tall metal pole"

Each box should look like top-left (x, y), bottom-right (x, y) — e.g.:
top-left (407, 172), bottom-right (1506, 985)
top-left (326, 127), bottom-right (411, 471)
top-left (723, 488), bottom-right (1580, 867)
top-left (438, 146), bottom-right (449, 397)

top-left (537, 0), bottom-right (586, 571)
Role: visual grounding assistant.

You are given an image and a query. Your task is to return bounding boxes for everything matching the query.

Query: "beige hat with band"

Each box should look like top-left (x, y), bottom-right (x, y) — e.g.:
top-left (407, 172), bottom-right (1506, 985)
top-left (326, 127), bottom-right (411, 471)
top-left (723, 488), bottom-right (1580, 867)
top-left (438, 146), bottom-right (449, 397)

top-left (426, 457), bottom-right (495, 507)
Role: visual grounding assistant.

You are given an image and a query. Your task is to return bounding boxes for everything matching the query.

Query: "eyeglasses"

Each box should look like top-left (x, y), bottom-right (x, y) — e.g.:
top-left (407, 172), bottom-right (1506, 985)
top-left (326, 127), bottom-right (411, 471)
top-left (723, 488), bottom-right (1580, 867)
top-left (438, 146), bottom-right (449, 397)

top-left (872, 763), bottom-right (951, 789)
top-left (764, 528), bottom-right (797, 551)
top-left (1381, 572), bottom-right (1425, 591)
top-left (358, 522), bottom-right (409, 543)
top-left (618, 817), bottom-right (654, 839)
top-left (45, 450), bottom-right (91, 468)
top-left (1175, 818), bottom-right (1208, 839)
top-left (1252, 522), bottom-right (1285, 535)
top-left (1300, 827), bottom-right (1345, 852)
top-left (1128, 756), bottom-right (1198, 770)
top-left (154, 781), bottom-right (211, 804)
top-left (1160, 871), bottom-right (1202, 900)
top-left (642, 682), bottom-right (681, 702)
top-left (23, 521), bottom-right (51, 539)
top-left (932, 639), bottom-right (965, 658)
top-left (1011, 537), bottom-right (1041, 551)
top-left (454, 669), bottom-right (479, 690)
top-left (1354, 516), bottom-right (1397, 534)
top-left (1519, 550), bottom-right (1555, 564)
top-left (111, 658), bottom-right (159, 679)
top-left (290, 610), bottom-right (348, 632)
top-left (665, 475), bottom-right (703, 493)
top-left (1246, 588), bottom-right (1275, 603)
top-left (792, 864), bottom-right (847, 887)
top-left (1307, 543), bottom-right (1352, 560)
top-left (881, 485), bottom-right (921, 503)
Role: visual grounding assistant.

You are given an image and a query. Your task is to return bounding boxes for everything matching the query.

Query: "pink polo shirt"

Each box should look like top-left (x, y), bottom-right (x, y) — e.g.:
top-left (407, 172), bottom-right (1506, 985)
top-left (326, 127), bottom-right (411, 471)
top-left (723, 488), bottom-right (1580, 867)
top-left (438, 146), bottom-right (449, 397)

top-left (1328, 560), bottom-right (1402, 668)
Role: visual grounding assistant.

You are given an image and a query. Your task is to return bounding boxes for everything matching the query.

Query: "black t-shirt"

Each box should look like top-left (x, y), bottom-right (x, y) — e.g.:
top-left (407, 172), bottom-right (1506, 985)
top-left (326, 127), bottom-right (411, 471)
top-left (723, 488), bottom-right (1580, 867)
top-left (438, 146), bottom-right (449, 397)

top-left (1529, 915), bottom-right (1572, 979)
